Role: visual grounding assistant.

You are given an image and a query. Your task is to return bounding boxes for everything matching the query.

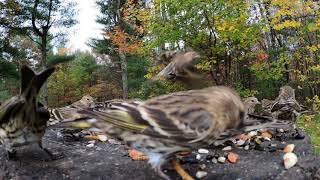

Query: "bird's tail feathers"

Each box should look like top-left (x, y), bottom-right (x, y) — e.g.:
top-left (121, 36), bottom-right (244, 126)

top-left (59, 107), bottom-right (147, 132)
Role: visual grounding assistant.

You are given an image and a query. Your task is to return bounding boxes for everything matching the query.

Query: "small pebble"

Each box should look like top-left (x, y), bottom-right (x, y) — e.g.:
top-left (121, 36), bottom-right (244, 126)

top-left (295, 130), bottom-right (305, 140)
top-left (283, 144), bottom-right (295, 153)
top-left (96, 147), bottom-right (102, 151)
top-left (196, 154), bottom-right (202, 160)
top-left (244, 145), bottom-right (250, 150)
top-left (248, 131), bottom-right (258, 137)
top-left (239, 134), bottom-right (250, 140)
top-left (108, 139), bottom-right (121, 144)
top-left (279, 129), bottom-right (284, 133)
top-left (198, 149), bottom-right (209, 154)
top-left (199, 164), bottom-right (206, 170)
top-left (261, 131), bottom-right (273, 139)
top-left (86, 143), bottom-right (94, 147)
top-left (283, 152), bottom-right (298, 169)
top-left (222, 146), bottom-right (232, 151)
top-left (196, 171), bottom-right (208, 179)
top-left (212, 158), bottom-right (218, 163)
top-left (236, 140), bottom-right (246, 146)
top-left (97, 135), bottom-right (108, 142)
top-left (263, 137), bottom-right (271, 141)
top-left (227, 152), bottom-right (239, 163)
top-left (88, 140), bottom-right (95, 144)
top-left (206, 155), bottom-right (214, 160)
top-left (217, 157), bottom-right (226, 163)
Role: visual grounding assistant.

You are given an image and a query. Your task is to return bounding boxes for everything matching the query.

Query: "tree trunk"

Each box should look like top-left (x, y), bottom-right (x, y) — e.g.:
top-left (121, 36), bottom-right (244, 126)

top-left (40, 36), bottom-right (49, 105)
top-left (119, 51), bottom-right (128, 99)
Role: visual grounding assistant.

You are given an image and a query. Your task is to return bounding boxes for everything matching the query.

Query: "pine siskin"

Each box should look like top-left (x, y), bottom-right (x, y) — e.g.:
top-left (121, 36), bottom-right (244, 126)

top-left (63, 86), bottom-right (292, 180)
top-left (243, 96), bottom-right (261, 114)
top-left (154, 51), bottom-right (202, 85)
top-left (271, 86), bottom-right (302, 121)
top-left (48, 95), bottom-right (95, 125)
top-left (0, 65), bottom-right (55, 160)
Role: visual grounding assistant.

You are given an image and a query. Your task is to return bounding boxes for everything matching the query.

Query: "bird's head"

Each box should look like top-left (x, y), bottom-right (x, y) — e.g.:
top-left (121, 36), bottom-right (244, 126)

top-left (244, 97), bottom-right (261, 107)
top-left (81, 95), bottom-right (95, 108)
top-left (279, 85), bottom-right (295, 100)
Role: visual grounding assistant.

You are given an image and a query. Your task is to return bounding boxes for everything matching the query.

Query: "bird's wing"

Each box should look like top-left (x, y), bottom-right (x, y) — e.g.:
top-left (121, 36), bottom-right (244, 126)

top-left (32, 66), bottom-right (55, 94)
top-left (138, 94), bottom-right (213, 142)
top-left (0, 96), bottom-right (25, 124)
top-left (271, 99), bottom-right (301, 112)
top-left (20, 66), bottom-right (36, 94)
top-left (72, 93), bottom-right (214, 143)
top-left (244, 113), bottom-right (293, 131)
top-left (20, 65), bottom-right (55, 99)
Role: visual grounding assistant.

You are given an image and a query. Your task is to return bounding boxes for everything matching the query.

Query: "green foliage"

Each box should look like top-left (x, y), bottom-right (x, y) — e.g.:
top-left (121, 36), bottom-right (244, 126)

top-left (235, 83), bottom-right (259, 98)
top-left (0, 60), bottom-right (19, 79)
top-left (127, 55), bottom-right (150, 90)
top-left (298, 114), bottom-right (320, 154)
top-left (47, 54), bottom-right (75, 67)
top-left (129, 80), bottom-right (186, 100)
top-left (47, 52), bottom-right (99, 107)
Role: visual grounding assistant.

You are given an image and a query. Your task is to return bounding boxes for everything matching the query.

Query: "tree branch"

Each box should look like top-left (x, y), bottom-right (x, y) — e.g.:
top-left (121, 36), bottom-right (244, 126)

top-left (31, 0), bottom-right (43, 37)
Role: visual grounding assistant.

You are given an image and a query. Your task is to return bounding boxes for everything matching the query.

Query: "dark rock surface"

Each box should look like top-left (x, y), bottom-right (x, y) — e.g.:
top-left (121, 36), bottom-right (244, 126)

top-left (0, 128), bottom-right (319, 180)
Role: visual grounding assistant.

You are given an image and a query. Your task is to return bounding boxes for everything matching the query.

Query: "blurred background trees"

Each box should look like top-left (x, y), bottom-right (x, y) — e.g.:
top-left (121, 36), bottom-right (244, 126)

top-left (0, 0), bottom-right (319, 108)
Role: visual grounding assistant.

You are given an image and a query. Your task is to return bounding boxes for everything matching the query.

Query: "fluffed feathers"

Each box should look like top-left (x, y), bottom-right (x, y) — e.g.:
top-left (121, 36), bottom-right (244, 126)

top-left (0, 65), bottom-right (55, 160)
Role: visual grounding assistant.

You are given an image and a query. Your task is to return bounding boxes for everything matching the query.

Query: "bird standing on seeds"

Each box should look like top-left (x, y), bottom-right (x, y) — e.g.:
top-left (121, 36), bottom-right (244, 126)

top-left (63, 86), bottom-right (292, 180)
top-left (0, 65), bottom-right (56, 160)
top-left (48, 95), bottom-right (95, 126)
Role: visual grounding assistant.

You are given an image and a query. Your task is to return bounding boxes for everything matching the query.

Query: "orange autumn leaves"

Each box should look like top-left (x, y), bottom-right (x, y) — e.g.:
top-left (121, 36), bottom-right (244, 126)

top-left (255, 50), bottom-right (269, 65)
top-left (107, 0), bottom-right (148, 54)
top-left (108, 26), bottom-right (143, 54)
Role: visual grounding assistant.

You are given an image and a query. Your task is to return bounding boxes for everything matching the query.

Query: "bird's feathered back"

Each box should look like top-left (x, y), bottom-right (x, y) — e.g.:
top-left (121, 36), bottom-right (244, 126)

top-left (64, 86), bottom-right (292, 147)
top-left (271, 85), bottom-right (301, 112)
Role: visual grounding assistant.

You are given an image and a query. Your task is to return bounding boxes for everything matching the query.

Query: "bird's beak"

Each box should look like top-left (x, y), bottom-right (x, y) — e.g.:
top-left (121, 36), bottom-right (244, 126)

top-left (257, 101), bottom-right (261, 105)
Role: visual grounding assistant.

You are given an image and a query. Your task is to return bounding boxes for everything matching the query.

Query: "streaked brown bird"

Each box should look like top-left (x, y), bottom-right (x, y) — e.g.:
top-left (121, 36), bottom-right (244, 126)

top-left (48, 95), bottom-right (95, 126)
top-left (271, 86), bottom-right (302, 121)
top-left (48, 95), bottom-right (96, 139)
top-left (154, 51), bottom-right (202, 88)
top-left (0, 65), bottom-right (55, 160)
top-left (63, 86), bottom-right (292, 179)
top-left (243, 96), bottom-right (261, 114)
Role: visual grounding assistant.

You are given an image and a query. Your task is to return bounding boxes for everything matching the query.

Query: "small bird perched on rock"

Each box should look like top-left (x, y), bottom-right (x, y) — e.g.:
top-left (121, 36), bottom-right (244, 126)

top-left (48, 95), bottom-right (96, 139)
top-left (261, 99), bottom-right (273, 114)
top-left (63, 86), bottom-right (292, 180)
top-left (243, 96), bottom-right (261, 114)
top-left (0, 65), bottom-right (55, 160)
top-left (48, 95), bottom-right (95, 125)
top-left (271, 85), bottom-right (302, 121)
